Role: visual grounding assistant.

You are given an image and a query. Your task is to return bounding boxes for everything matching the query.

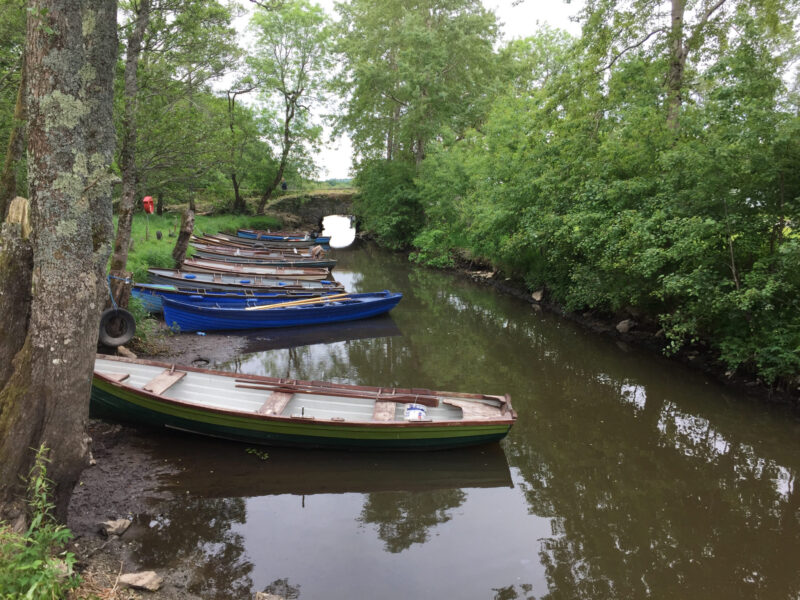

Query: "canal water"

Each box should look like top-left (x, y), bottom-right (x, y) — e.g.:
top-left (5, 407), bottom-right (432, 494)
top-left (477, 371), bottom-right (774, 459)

top-left (124, 239), bottom-right (800, 599)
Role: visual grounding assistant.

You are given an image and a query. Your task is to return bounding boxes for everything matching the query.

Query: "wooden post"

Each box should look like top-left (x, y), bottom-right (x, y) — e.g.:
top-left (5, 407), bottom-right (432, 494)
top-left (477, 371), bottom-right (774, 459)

top-left (172, 207), bottom-right (195, 269)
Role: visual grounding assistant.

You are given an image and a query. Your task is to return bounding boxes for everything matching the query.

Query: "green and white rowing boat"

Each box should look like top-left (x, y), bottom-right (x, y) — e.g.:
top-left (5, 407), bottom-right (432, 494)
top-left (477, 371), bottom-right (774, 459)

top-left (92, 355), bottom-right (516, 450)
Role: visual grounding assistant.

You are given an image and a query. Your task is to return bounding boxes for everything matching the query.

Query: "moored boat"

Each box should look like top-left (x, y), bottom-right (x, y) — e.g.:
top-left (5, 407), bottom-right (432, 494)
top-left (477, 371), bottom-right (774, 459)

top-left (191, 243), bottom-right (335, 268)
top-left (131, 283), bottom-right (336, 314)
top-left (210, 232), bottom-right (316, 248)
top-left (181, 257), bottom-right (331, 280)
top-left (162, 291), bottom-right (403, 332)
top-left (92, 354), bottom-right (516, 450)
top-left (237, 228), bottom-right (330, 245)
top-left (147, 268), bottom-right (344, 293)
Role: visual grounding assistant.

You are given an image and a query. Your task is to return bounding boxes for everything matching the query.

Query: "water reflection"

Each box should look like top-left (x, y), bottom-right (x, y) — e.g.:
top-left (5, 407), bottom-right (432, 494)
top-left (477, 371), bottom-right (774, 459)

top-left (120, 243), bottom-right (800, 599)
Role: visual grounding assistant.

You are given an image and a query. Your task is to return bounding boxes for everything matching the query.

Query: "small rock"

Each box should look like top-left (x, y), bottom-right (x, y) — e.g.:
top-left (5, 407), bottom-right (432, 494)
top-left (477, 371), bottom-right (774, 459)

top-left (654, 329), bottom-right (665, 338)
top-left (531, 289), bottom-right (544, 302)
top-left (99, 518), bottom-right (131, 537)
top-left (616, 319), bottom-right (635, 334)
top-left (254, 593), bottom-right (285, 600)
top-left (531, 304), bottom-right (542, 313)
top-left (117, 345), bottom-right (137, 359)
top-left (120, 571), bottom-right (163, 592)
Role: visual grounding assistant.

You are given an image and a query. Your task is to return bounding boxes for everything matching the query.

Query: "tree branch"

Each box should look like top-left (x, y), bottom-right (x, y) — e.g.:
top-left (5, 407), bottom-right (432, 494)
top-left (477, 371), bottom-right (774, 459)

top-left (597, 28), bottom-right (667, 73)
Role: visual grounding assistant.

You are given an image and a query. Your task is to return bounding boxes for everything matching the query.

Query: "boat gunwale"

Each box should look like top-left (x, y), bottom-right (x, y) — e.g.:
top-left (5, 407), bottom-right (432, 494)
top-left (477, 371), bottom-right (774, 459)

top-left (94, 354), bottom-right (516, 428)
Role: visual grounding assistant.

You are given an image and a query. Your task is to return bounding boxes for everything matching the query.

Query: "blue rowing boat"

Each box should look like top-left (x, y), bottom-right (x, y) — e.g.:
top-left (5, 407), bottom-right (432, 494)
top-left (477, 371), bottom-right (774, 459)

top-left (161, 291), bottom-right (403, 333)
top-left (132, 283), bottom-right (335, 314)
top-left (237, 228), bottom-right (330, 244)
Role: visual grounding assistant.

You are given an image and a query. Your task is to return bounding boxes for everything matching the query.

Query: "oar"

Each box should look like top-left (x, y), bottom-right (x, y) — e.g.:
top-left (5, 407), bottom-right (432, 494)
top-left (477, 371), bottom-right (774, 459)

top-left (244, 292), bottom-right (351, 311)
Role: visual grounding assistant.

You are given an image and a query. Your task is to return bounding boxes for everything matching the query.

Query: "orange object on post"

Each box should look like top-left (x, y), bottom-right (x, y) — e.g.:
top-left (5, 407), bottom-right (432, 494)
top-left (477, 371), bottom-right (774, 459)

top-left (142, 196), bottom-right (154, 214)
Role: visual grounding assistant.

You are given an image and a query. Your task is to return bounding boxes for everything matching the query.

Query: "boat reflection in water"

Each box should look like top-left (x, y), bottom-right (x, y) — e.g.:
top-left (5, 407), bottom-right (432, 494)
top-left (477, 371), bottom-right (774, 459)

top-left (238, 314), bottom-right (402, 353)
top-left (150, 433), bottom-right (513, 497)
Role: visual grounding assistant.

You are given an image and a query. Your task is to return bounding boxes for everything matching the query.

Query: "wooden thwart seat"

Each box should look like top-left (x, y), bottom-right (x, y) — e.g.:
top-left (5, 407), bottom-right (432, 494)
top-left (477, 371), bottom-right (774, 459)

top-left (257, 391), bottom-right (293, 415)
top-left (143, 369), bottom-right (186, 395)
top-left (104, 372), bottom-right (130, 383)
top-left (373, 400), bottom-right (396, 422)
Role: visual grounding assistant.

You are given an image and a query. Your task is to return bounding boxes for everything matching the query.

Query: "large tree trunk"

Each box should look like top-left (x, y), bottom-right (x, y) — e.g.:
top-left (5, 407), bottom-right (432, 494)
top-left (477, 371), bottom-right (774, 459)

top-left (0, 58), bottom-right (27, 220)
top-left (666, 0), bottom-right (687, 131)
top-left (0, 0), bottom-right (117, 522)
top-left (256, 99), bottom-right (295, 215)
top-left (109, 0), bottom-right (151, 307)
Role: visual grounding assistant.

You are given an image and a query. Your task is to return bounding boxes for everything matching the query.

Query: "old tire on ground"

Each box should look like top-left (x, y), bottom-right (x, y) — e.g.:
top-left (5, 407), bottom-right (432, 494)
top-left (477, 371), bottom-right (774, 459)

top-left (99, 308), bottom-right (136, 347)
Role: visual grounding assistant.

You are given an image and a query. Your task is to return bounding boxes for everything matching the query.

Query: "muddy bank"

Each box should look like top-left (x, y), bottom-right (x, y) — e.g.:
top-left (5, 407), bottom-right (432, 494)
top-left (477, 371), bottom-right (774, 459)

top-left (68, 332), bottom-right (250, 599)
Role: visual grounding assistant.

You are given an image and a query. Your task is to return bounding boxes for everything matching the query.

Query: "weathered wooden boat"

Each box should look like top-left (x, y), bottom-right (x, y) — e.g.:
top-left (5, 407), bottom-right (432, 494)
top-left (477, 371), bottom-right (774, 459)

top-left (237, 228), bottom-right (331, 245)
top-left (132, 283), bottom-right (335, 314)
top-left (191, 235), bottom-right (313, 254)
top-left (92, 354), bottom-right (516, 450)
top-left (181, 257), bottom-right (331, 280)
top-left (147, 268), bottom-right (344, 293)
top-left (191, 243), bottom-right (335, 268)
top-left (210, 232), bottom-right (316, 248)
top-left (162, 291), bottom-right (403, 332)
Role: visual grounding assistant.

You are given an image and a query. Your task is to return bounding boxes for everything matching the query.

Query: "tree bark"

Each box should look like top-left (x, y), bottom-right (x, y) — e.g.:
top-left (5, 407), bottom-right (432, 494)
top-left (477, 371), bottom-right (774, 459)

top-left (0, 57), bottom-right (27, 220)
top-left (172, 207), bottom-right (195, 269)
top-left (666, 0), bottom-right (687, 131)
top-left (0, 0), bottom-right (118, 522)
top-left (109, 0), bottom-right (151, 305)
top-left (256, 97), bottom-right (296, 214)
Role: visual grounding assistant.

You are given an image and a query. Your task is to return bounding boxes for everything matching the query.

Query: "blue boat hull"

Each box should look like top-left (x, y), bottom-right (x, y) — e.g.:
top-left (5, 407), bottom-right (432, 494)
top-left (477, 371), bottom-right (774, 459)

top-left (131, 284), bottom-right (333, 314)
top-left (237, 230), bottom-right (330, 244)
top-left (161, 292), bottom-right (403, 333)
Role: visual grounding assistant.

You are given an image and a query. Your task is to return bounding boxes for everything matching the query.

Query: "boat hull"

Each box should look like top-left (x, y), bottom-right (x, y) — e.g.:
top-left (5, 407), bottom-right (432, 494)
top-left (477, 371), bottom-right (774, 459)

top-left (161, 292), bottom-right (403, 332)
top-left (131, 284), bottom-right (333, 314)
top-left (91, 356), bottom-right (515, 451)
top-left (147, 268), bottom-right (343, 293)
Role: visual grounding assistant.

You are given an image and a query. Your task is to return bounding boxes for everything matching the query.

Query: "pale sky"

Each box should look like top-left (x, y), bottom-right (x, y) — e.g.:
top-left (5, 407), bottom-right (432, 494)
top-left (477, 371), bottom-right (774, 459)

top-left (234, 1), bottom-right (585, 180)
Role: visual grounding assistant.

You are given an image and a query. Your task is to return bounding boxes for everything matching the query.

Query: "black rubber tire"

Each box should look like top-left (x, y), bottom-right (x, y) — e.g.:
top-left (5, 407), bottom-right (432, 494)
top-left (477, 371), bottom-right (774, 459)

top-left (98, 308), bottom-right (136, 347)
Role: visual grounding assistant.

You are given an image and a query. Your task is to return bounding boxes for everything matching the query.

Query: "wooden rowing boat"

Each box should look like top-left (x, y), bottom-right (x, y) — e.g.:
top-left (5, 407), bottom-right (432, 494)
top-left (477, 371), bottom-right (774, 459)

top-left (131, 283), bottom-right (336, 313)
top-left (92, 355), bottom-right (516, 450)
top-left (147, 268), bottom-right (344, 293)
top-left (181, 257), bottom-right (331, 280)
top-left (161, 291), bottom-right (403, 332)
top-left (190, 243), bottom-right (335, 268)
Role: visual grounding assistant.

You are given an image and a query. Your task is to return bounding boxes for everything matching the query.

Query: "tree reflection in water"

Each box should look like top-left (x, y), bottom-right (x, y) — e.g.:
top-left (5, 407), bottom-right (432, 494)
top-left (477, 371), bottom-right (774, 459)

top-left (129, 497), bottom-right (253, 598)
top-left (358, 489), bottom-right (466, 553)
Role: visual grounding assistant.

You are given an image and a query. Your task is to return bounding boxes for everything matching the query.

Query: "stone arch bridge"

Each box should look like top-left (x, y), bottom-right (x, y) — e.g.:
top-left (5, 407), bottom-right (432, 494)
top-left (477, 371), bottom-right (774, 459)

top-left (266, 191), bottom-right (356, 230)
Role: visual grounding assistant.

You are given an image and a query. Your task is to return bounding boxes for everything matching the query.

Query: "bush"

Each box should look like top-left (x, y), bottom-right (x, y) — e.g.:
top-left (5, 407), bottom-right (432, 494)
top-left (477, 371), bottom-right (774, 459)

top-left (0, 446), bottom-right (80, 599)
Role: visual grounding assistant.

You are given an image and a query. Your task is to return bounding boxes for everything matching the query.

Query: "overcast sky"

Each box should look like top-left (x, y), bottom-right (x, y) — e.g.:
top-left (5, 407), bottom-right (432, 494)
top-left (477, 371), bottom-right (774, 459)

top-left (250, 0), bottom-right (585, 179)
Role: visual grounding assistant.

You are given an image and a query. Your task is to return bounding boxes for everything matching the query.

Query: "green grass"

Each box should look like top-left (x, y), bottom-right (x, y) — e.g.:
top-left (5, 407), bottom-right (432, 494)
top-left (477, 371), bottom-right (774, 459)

top-left (123, 212), bottom-right (282, 283)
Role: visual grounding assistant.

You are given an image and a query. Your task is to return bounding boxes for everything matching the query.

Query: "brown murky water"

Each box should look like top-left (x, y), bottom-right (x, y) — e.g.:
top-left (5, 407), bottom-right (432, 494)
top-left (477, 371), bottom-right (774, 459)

top-left (124, 242), bottom-right (800, 600)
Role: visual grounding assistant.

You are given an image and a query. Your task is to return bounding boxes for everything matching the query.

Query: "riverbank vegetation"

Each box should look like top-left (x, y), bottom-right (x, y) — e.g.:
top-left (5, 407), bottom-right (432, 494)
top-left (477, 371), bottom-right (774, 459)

top-left (336, 1), bottom-right (800, 390)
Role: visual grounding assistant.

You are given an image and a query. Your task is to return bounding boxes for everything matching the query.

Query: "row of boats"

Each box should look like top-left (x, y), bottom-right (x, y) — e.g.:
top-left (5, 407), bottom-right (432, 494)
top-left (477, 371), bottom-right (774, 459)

top-left (132, 229), bottom-right (402, 333)
top-left (92, 227), bottom-right (516, 450)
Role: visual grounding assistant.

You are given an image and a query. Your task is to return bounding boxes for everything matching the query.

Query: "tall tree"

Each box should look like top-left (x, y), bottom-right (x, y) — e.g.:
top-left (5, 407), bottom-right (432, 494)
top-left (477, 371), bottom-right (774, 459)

top-left (0, 0), bottom-right (117, 521)
top-left (0, 0), bottom-right (27, 217)
top-left (249, 0), bottom-right (331, 214)
top-left (334, 0), bottom-right (499, 164)
top-left (109, 0), bottom-right (239, 305)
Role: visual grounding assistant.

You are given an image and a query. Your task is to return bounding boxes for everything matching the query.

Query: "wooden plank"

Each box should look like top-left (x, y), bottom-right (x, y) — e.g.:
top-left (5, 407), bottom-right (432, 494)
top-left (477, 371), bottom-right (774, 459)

top-left (257, 391), bottom-right (293, 415)
top-left (104, 372), bottom-right (130, 383)
top-left (441, 399), bottom-right (501, 420)
top-left (143, 369), bottom-right (186, 395)
top-left (373, 401), bottom-right (396, 422)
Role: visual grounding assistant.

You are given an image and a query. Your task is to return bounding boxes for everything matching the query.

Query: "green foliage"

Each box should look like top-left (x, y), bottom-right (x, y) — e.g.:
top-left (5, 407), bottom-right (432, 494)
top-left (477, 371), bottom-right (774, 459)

top-left (354, 160), bottom-right (423, 249)
top-left (354, 6), bottom-right (800, 386)
top-left (0, 446), bottom-right (80, 599)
